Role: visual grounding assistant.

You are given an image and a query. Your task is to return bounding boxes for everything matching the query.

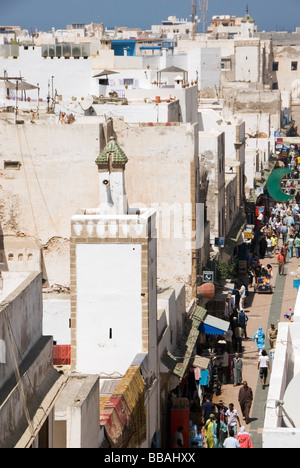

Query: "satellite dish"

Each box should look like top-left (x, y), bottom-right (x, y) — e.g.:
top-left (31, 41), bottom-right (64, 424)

top-left (80, 95), bottom-right (93, 111)
top-left (282, 370), bottom-right (300, 427)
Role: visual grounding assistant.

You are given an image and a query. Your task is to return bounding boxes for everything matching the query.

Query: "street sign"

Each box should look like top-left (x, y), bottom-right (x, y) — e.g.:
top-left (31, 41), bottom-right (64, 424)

top-left (203, 271), bottom-right (214, 283)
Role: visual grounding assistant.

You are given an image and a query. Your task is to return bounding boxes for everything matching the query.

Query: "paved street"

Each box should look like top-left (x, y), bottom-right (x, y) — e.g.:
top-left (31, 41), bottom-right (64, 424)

top-left (212, 250), bottom-right (298, 448)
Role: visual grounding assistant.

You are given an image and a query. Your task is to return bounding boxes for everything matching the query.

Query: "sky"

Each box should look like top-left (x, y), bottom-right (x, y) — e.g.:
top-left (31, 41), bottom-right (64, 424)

top-left (2, 0), bottom-right (300, 33)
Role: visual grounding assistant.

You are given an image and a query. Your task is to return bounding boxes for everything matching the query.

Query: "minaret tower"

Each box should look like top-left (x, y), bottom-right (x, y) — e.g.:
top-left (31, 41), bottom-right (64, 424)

top-left (241, 5), bottom-right (255, 38)
top-left (95, 136), bottom-right (128, 215)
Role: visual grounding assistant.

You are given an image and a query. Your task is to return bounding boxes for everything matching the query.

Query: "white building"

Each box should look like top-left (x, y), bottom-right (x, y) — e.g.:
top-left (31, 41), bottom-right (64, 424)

top-left (263, 286), bottom-right (300, 447)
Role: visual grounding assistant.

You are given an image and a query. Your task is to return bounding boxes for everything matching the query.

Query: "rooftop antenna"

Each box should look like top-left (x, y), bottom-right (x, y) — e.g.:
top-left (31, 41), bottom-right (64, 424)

top-left (199, 0), bottom-right (208, 34)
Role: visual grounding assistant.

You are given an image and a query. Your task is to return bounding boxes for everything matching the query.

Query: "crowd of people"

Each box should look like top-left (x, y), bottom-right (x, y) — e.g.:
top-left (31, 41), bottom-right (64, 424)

top-left (173, 195), bottom-right (299, 448)
top-left (249, 201), bottom-right (300, 279)
top-left (201, 383), bottom-right (253, 448)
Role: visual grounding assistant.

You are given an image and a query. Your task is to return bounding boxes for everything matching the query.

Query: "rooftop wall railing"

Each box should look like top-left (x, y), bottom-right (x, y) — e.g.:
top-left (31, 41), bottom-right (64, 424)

top-left (0, 44), bottom-right (19, 57)
top-left (41, 43), bottom-right (91, 58)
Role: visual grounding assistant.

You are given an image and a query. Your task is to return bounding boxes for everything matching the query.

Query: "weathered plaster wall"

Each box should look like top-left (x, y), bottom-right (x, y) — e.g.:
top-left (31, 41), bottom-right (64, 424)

top-left (0, 122), bottom-right (101, 285)
top-left (114, 120), bottom-right (199, 290)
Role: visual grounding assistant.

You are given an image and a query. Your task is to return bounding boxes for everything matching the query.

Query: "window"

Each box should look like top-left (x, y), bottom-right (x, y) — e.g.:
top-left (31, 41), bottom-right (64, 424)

top-left (272, 62), bottom-right (279, 71)
top-left (221, 59), bottom-right (231, 70)
top-left (4, 160), bottom-right (21, 170)
top-left (292, 61), bottom-right (298, 71)
top-left (123, 78), bottom-right (134, 86)
top-left (272, 82), bottom-right (279, 90)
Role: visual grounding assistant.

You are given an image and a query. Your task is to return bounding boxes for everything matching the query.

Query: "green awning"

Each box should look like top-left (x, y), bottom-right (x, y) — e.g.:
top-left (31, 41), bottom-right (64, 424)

top-left (266, 168), bottom-right (294, 202)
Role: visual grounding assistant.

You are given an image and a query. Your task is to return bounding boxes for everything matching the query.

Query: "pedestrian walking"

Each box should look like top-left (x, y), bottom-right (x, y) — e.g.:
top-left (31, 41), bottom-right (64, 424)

top-left (294, 235), bottom-right (300, 258)
top-left (216, 400), bottom-right (228, 424)
top-left (277, 250), bottom-right (285, 275)
top-left (281, 223), bottom-right (288, 244)
top-left (225, 403), bottom-right (241, 437)
top-left (238, 381), bottom-right (253, 425)
top-left (217, 350), bottom-right (229, 385)
top-left (237, 283), bottom-right (246, 311)
top-left (236, 426), bottom-right (253, 448)
top-left (202, 395), bottom-right (216, 423)
top-left (259, 235), bottom-right (267, 259)
top-left (268, 323), bottom-right (278, 349)
top-left (212, 413), bottom-right (227, 448)
top-left (266, 236), bottom-right (272, 257)
top-left (234, 325), bottom-right (243, 353)
top-left (252, 326), bottom-right (265, 354)
top-left (204, 414), bottom-right (215, 448)
top-left (224, 327), bottom-right (233, 355)
top-left (232, 353), bottom-right (243, 386)
top-left (282, 242), bottom-right (290, 263)
top-left (258, 349), bottom-right (270, 389)
top-left (288, 236), bottom-right (294, 258)
top-left (238, 309), bottom-right (248, 338)
top-left (223, 428), bottom-right (240, 448)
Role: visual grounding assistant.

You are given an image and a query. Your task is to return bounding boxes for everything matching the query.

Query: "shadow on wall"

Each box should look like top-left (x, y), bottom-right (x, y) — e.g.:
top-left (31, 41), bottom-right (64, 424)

top-left (0, 226), bottom-right (8, 272)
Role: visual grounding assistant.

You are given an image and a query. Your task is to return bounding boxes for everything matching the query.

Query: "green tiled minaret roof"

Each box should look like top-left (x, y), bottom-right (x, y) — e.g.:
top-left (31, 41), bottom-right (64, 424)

top-left (241, 13), bottom-right (254, 23)
top-left (96, 136), bottom-right (128, 165)
top-left (241, 6), bottom-right (254, 23)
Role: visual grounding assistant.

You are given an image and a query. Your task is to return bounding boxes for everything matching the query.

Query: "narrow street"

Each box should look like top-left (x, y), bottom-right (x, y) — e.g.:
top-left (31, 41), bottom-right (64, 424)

top-left (211, 248), bottom-right (298, 447)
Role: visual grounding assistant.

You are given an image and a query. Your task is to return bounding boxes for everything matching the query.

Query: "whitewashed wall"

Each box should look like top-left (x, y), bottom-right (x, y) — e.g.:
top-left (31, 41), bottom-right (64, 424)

top-left (75, 243), bottom-right (142, 375)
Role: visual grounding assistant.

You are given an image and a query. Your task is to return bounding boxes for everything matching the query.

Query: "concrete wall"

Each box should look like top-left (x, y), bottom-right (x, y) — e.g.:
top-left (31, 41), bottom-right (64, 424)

top-left (0, 271), bottom-right (62, 448)
top-left (54, 375), bottom-right (99, 448)
top-left (0, 122), bottom-right (101, 285)
top-left (273, 45), bottom-right (300, 93)
top-left (263, 321), bottom-right (300, 447)
top-left (157, 282), bottom-right (186, 365)
top-left (225, 173), bottom-right (238, 236)
top-left (0, 118), bottom-right (200, 297)
top-left (114, 121), bottom-right (200, 291)
top-left (0, 46), bottom-right (95, 102)
top-left (187, 47), bottom-right (221, 90)
top-left (70, 209), bottom-right (158, 377)
top-left (43, 295), bottom-right (70, 345)
top-left (66, 375), bottom-right (99, 448)
top-left (245, 137), bottom-right (270, 192)
top-left (0, 271), bottom-right (43, 388)
top-left (222, 87), bottom-right (281, 136)
top-left (235, 42), bottom-right (260, 83)
top-left (125, 86), bottom-right (198, 123)
top-left (76, 242), bottom-right (142, 375)
top-left (198, 130), bottom-right (225, 240)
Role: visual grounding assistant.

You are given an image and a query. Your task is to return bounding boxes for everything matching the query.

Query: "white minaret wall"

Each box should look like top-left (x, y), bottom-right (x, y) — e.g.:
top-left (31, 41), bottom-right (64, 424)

top-left (98, 170), bottom-right (127, 214)
top-left (75, 242), bottom-right (142, 375)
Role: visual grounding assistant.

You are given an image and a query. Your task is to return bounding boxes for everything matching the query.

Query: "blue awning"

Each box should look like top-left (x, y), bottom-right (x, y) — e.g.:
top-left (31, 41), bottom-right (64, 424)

top-left (198, 315), bottom-right (229, 336)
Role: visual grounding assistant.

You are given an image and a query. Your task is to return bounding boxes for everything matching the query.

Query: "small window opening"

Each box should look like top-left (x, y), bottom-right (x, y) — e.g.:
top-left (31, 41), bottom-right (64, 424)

top-left (292, 61), bottom-right (298, 71)
top-left (4, 161), bottom-right (21, 170)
